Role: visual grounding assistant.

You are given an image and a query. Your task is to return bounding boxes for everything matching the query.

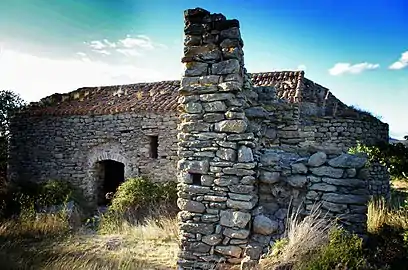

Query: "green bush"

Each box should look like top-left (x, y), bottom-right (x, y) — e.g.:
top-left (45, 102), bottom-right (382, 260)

top-left (109, 177), bottom-right (177, 214)
top-left (99, 178), bottom-right (177, 233)
top-left (37, 180), bottom-right (76, 207)
top-left (300, 228), bottom-right (368, 270)
top-left (0, 180), bottom-right (85, 219)
top-left (365, 224), bottom-right (408, 269)
top-left (349, 141), bottom-right (408, 179)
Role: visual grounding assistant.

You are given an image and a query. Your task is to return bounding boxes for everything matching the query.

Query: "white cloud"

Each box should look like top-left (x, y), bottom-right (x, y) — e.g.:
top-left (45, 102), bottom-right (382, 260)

top-left (389, 51), bottom-right (408, 70)
top-left (116, 48), bottom-right (142, 57)
top-left (96, 50), bottom-right (111, 55)
top-left (296, 64), bottom-right (307, 71)
top-left (86, 35), bottom-right (167, 57)
top-left (88, 40), bottom-right (107, 50)
top-left (0, 48), bottom-right (169, 102)
top-left (329, 62), bottom-right (380, 76)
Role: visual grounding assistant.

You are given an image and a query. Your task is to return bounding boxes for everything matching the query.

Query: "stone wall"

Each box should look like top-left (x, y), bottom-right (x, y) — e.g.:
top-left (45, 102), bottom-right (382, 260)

top-left (9, 112), bottom-right (178, 203)
top-left (299, 117), bottom-right (389, 151)
top-left (368, 162), bottom-right (391, 200)
top-left (177, 8), bottom-right (258, 269)
top-left (175, 7), bottom-right (382, 269)
top-left (240, 150), bottom-right (370, 263)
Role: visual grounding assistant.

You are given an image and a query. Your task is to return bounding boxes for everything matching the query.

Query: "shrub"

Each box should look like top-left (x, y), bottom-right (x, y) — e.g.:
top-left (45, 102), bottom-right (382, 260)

top-left (300, 228), bottom-right (367, 270)
top-left (349, 141), bottom-right (408, 179)
top-left (99, 178), bottom-right (178, 233)
top-left (260, 204), bottom-right (334, 269)
top-left (109, 177), bottom-right (177, 214)
top-left (0, 179), bottom-right (85, 219)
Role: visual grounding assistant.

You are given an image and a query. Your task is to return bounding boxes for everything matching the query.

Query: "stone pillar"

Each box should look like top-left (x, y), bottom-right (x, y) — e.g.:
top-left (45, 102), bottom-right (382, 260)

top-left (177, 7), bottom-right (257, 269)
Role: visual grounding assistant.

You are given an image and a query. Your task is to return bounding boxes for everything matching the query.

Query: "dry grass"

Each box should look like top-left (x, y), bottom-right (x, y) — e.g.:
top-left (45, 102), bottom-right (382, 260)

top-left (260, 203), bottom-right (335, 269)
top-left (391, 178), bottom-right (408, 192)
top-left (367, 197), bottom-right (408, 234)
top-left (368, 178), bottom-right (408, 233)
top-left (0, 211), bottom-right (179, 270)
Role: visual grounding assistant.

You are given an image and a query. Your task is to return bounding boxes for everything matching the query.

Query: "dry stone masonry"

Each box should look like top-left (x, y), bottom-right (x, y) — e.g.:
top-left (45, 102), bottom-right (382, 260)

top-left (367, 162), bottom-right (391, 201)
top-left (177, 8), bottom-right (257, 268)
top-left (257, 149), bottom-right (370, 242)
top-left (9, 112), bottom-right (178, 204)
top-left (7, 6), bottom-right (392, 270)
top-left (175, 7), bottom-right (387, 269)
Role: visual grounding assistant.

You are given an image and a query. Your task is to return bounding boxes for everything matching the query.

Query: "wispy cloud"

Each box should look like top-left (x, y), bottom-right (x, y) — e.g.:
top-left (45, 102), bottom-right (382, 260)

top-left (328, 62), bottom-right (380, 76)
top-left (296, 64), bottom-right (307, 71)
top-left (0, 48), bottom-right (167, 102)
top-left (389, 51), bottom-right (408, 70)
top-left (84, 35), bottom-right (167, 57)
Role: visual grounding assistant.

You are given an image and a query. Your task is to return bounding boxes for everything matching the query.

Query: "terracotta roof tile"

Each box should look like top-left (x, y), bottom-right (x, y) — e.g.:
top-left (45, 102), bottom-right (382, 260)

top-left (22, 71), bottom-right (305, 116)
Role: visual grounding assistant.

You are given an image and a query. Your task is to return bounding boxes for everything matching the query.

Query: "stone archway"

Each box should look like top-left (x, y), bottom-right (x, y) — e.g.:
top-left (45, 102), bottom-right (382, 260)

top-left (84, 142), bottom-right (133, 205)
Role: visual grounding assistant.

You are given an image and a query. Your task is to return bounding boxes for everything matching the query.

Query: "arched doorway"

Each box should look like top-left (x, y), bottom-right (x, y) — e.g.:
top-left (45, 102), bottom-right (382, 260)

top-left (95, 159), bottom-right (125, 206)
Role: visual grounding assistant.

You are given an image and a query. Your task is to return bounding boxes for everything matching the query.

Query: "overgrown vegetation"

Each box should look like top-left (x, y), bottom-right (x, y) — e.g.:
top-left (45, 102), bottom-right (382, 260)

top-left (349, 141), bottom-right (408, 179)
top-left (0, 90), bottom-right (25, 199)
top-left (0, 177), bottom-right (179, 269)
top-left (98, 177), bottom-right (178, 234)
top-left (261, 196), bottom-right (408, 270)
top-left (0, 179), bottom-right (86, 220)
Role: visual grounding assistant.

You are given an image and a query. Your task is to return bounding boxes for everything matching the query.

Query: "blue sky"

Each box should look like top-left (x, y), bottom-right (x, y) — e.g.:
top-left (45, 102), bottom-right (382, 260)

top-left (0, 0), bottom-right (407, 139)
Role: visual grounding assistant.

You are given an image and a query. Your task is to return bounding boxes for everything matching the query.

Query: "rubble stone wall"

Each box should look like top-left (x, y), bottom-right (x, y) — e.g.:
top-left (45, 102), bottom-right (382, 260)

top-left (299, 117), bottom-right (389, 151)
top-left (368, 162), bottom-right (391, 200)
top-left (256, 149), bottom-right (370, 248)
top-left (177, 8), bottom-right (258, 269)
top-left (175, 7), bottom-right (383, 269)
top-left (8, 112), bottom-right (178, 203)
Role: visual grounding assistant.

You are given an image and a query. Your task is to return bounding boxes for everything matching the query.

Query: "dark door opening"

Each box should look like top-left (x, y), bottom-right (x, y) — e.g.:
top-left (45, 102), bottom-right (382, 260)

top-left (97, 160), bottom-right (125, 206)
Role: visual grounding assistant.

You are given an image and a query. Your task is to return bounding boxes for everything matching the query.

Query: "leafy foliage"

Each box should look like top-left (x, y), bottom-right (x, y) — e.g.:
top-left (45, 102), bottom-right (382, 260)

top-left (99, 178), bottom-right (178, 233)
top-left (0, 90), bottom-right (25, 176)
top-left (0, 180), bottom-right (84, 219)
top-left (349, 141), bottom-right (408, 179)
top-left (109, 177), bottom-right (177, 214)
top-left (300, 228), bottom-right (368, 270)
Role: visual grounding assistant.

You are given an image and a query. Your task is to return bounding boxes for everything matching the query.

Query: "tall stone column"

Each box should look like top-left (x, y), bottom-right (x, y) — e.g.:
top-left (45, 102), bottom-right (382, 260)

top-left (177, 7), bottom-right (257, 270)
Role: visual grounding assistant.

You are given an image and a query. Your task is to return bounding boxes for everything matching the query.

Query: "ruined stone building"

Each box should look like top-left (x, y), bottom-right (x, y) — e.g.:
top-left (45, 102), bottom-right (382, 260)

top-left (9, 7), bottom-right (390, 269)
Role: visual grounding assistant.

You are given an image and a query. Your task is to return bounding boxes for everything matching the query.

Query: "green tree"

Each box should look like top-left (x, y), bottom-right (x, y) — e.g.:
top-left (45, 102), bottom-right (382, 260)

top-left (0, 90), bottom-right (25, 177)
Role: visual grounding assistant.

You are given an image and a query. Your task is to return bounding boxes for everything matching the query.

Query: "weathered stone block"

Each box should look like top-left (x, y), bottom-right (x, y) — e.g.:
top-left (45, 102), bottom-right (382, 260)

top-left (308, 151), bottom-right (327, 167)
top-left (310, 166), bottom-right (344, 178)
top-left (253, 215), bottom-right (278, 235)
top-left (202, 234), bottom-right (223, 246)
top-left (220, 210), bottom-right (251, 228)
top-left (214, 120), bottom-right (248, 133)
top-left (238, 146), bottom-right (254, 163)
top-left (328, 153), bottom-right (367, 169)
top-left (203, 101), bottom-right (227, 112)
top-left (177, 198), bottom-right (206, 213)
top-left (216, 148), bottom-right (237, 161)
top-left (259, 171), bottom-right (280, 184)
top-left (180, 223), bottom-right (215, 235)
top-left (178, 159), bottom-right (210, 174)
top-left (291, 163), bottom-right (308, 174)
top-left (226, 199), bottom-right (255, 210)
top-left (286, 175), bottom-right (307, 188)
top-left (184, 62), bottom-right (208, 76)
top-left (223, 228), bottom-right (250, 239)
top-left (322, 193), bottom-right (368, 205)
top-left (184, 102), bottom-right (203, 113)
top-left (214, 246), bottom-right (242, 258)
top-left (211, 59), bottom-right (240, 75)
top-left (184, 241), bottom-right (211, 253)
top-left (309, 183), bottom-right (337, 192)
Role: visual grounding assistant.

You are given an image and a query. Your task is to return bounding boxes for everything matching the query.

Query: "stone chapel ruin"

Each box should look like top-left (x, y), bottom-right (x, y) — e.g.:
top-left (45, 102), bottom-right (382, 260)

top-left (9, 7), bottom-right (390, 269)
